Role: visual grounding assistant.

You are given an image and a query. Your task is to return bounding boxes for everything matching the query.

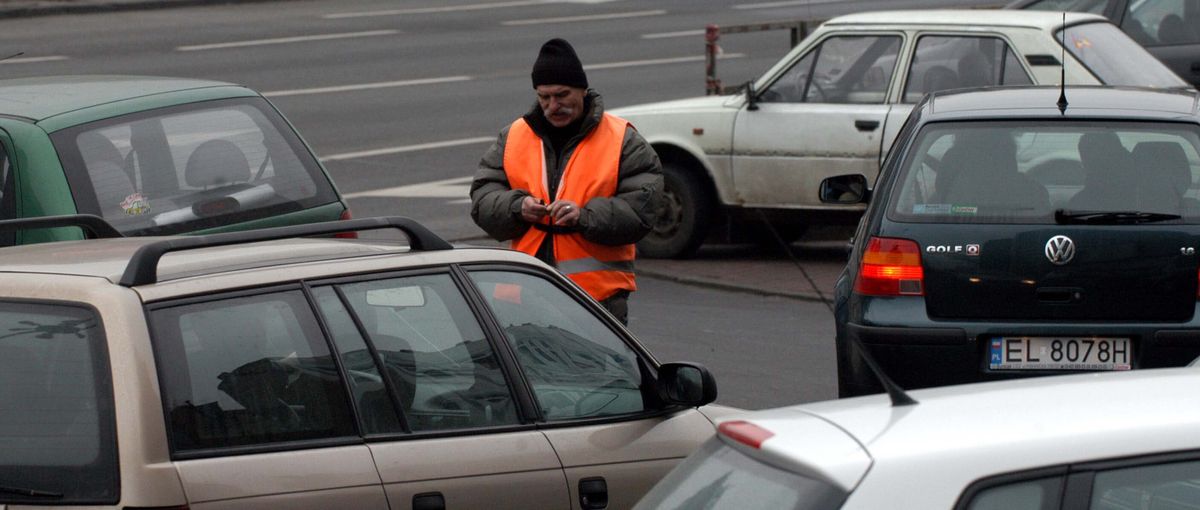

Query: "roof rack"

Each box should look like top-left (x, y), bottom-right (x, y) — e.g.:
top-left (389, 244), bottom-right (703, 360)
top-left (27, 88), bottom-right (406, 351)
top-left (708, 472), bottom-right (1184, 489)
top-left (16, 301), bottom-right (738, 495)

top-left (119, 216), bottom-right (452, 287)
top-left (0, 214), bottom-right (122, 239)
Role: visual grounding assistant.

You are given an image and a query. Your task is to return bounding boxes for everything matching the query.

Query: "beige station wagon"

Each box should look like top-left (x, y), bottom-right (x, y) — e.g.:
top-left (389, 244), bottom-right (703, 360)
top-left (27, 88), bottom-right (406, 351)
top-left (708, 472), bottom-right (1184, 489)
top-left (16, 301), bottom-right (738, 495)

top-left (0, 216), bottom-right (727, 509)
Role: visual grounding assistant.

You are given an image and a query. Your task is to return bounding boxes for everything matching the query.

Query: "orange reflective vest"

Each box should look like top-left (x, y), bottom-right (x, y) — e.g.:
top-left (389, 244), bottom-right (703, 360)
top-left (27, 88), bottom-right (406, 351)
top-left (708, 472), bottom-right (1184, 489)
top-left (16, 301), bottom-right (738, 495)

top-left (505, 113), bottom-right (637, 301)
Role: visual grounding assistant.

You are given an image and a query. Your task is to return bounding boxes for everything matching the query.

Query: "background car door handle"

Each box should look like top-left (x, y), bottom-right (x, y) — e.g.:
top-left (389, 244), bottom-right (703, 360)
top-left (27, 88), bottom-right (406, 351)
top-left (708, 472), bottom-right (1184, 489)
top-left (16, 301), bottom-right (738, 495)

top-left (855, 119), bottom-right (880, 132)
top-left (579, 477), bottom-right (608, 510)
top-left (1192, 62), bottom-right (1200, 74)
top-left (413, 492), bottom-right (445, 510)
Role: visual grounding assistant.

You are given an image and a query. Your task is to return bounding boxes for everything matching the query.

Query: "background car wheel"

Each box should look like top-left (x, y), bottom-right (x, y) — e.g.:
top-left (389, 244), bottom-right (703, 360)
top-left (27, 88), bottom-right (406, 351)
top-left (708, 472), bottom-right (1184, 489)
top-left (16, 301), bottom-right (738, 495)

top-left (637, 162), bottom-right (714, 259)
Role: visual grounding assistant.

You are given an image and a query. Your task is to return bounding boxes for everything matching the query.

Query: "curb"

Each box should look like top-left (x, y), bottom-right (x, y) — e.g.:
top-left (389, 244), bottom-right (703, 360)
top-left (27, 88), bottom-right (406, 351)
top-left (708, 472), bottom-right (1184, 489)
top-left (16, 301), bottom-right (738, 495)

top-left (0, 0), bottom-right (291, 18)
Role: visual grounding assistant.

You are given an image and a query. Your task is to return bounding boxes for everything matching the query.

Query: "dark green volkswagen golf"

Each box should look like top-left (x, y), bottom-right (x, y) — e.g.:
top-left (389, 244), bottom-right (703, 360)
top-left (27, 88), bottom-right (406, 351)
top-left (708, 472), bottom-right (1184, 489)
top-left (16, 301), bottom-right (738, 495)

top-left (0, 75), bottom-right (350, 245)
top-left (825, 85), bottom-right (1200, 397)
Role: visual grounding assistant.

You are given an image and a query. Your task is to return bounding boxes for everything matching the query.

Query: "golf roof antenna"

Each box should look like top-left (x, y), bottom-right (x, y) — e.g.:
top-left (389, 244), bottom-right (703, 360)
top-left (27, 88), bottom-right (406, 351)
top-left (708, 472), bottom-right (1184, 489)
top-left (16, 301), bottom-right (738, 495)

top-left (1057, 12), bottom-right (1069, 114)
top-left (0, 52), bottom-right (23, 63)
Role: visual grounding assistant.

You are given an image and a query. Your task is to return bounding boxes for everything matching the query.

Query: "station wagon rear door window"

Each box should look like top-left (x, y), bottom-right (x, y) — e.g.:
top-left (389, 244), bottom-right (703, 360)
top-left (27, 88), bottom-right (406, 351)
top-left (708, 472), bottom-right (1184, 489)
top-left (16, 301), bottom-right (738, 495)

top-left (149, 289), bottom-right (357, 453)
top-left (54, 97), bottom-right (338, 237)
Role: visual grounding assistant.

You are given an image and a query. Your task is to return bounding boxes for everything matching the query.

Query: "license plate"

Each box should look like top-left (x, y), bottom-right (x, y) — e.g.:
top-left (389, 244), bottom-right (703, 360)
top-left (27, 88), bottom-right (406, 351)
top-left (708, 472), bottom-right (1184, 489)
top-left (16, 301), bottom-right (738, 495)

top-left (989, 337), bottom-right (1132, 371)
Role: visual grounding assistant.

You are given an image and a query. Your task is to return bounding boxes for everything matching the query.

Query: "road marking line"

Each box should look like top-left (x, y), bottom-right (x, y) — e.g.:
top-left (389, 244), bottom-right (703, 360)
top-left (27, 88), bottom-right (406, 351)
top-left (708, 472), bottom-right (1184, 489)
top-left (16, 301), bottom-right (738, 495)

top-left (177, 30), bottom-right (398, 52)
top-left (642, 30), bottom-right (705, 39)
top-left (585, 53), bottom-right (744, 70)
top-left (343, 176), bottom-right (474, 199)
top-left (321, 136), bottom-right (494, 162)
top-left (502, 9), bottom-right (666, 25)
top-left (324, 0), bottom-right (548, 18)
top-left (0, 55), bottom-right (68, 64)
top-left (264, 76), bottom-right (472, 98)
top-left (734, 0), bottom-right (839, 9)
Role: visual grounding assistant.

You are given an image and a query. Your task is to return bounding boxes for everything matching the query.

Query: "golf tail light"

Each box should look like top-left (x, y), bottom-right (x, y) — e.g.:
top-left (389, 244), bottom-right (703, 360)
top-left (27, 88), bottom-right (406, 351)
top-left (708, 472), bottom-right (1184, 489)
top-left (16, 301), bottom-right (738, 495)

top-left (718, 420), bottom-right (774, 449)
top-left (334, 208), bottom-right (358, 239)
top-left (856, 237), bottom-right (924, 296)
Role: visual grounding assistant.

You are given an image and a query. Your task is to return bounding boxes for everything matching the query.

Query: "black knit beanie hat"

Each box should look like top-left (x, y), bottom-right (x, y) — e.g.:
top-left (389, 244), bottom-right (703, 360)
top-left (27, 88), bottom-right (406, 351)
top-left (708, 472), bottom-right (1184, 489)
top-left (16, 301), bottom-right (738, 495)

top-left (531, 38), bottom-right (588, 89)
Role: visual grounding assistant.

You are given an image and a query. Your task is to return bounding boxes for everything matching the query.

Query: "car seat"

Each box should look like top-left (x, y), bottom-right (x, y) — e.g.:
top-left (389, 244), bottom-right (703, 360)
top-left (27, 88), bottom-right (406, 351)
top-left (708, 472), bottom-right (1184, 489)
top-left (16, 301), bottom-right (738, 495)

top-left (185, 139), bottom-right (250, 189)
top-left (1069, 132), bottom-right (1137, 211)
top-left (1132, 141), bottom-right (1194, 214)
top-left (1157, 14), bottom-right (1191, 44)
top-left (956, 51), bottom-right (993, 89)
top-left (77, 132), bottom-right (137, 216)
top-left (936, 131), bottom-right (1050, 214)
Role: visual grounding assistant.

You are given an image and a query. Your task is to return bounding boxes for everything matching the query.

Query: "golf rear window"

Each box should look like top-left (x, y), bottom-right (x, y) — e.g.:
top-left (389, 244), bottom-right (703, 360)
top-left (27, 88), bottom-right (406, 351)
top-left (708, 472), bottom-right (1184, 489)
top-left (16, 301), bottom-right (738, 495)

top-left (888, 121), bottom-right (1200, 224)
top-left (53, 97), bottom-right (337, 236)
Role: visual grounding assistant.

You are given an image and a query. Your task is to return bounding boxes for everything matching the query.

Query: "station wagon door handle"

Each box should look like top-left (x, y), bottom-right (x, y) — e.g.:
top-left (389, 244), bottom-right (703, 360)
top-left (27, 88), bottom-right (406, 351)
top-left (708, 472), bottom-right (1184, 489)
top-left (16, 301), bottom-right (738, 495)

top-left (579, 477), bottom-right (608, 509)
top-left (1191, 61), bottom-right (1200, 74)
top-left (855, 119), bottom-right (880, 132)
top-left (413, 492), bottom-right (445, 510)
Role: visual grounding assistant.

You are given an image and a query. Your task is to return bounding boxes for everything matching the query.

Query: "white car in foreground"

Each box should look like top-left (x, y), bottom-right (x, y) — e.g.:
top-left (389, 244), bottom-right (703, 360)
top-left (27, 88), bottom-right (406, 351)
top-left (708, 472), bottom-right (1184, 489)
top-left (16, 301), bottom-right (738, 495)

top-left (612, 10), bottom-right (1190, 258)
top-left (636, 367), bottom-right (1200, 509)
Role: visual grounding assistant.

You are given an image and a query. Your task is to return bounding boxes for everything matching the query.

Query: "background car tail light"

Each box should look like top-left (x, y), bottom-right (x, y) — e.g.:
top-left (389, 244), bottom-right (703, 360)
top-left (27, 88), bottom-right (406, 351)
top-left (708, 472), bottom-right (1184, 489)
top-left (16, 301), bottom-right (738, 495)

top-left (334, 208), bottom-right (358, 239)
top-left (855, 237), bottom-right (924, 296)
top-left (718, 420), bottom-right (774, 449)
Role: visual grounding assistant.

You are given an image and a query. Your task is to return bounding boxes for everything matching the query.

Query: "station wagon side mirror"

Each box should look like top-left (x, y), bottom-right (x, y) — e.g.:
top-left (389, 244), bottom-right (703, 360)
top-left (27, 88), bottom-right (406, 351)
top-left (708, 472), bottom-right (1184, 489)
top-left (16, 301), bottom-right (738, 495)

top-left (656, 362), bottom-right (718, 407)
top-left (820, 174), bottom-right (871, 204)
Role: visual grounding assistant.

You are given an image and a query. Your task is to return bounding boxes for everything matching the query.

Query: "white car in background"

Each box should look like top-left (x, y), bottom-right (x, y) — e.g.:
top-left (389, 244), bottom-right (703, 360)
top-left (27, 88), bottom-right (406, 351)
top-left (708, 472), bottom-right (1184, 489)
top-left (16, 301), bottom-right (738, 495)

top-left (612, 10), bottom-right (1190, 258)
top-left (635, 367), bottom-right (1200, 509)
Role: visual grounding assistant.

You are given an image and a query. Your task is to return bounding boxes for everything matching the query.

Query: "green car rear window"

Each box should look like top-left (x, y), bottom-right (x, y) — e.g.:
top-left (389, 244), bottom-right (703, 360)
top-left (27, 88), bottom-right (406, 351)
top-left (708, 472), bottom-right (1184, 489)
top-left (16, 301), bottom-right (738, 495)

top-left (0, 301), bottom-right (117, 504)
top-left (888, 120), bottom-right (1200, 224)
top-left (51, 97), bottom-right (338, 236)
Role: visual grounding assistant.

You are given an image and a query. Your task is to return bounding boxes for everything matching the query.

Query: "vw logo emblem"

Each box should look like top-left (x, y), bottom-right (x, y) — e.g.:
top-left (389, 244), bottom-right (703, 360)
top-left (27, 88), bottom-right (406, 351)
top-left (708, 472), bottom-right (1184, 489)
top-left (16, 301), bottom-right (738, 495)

top-left (1045, 235), bottom-right (1075, 265)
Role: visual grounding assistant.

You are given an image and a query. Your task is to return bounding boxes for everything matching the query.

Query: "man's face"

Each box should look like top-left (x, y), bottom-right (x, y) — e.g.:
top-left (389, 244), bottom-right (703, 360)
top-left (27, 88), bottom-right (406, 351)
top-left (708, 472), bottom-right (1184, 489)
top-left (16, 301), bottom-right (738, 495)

top-left (536, 85), bottom-right (586, 128)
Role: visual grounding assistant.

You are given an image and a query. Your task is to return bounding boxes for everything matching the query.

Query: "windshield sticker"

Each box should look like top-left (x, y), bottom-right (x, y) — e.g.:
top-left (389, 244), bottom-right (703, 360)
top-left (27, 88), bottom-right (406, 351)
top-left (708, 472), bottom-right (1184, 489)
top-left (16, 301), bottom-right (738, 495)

top-left (121, 193), bottom-right (149, 216)
top-left (912, 204), bottom-right (978, 215)
top-left (1072, 36), bottom-right (1093, 50)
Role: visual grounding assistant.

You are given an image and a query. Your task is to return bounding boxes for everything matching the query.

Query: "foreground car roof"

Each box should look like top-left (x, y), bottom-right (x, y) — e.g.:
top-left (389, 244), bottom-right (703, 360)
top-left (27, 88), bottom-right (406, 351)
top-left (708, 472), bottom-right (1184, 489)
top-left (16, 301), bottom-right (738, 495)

top-left (0, 75), bottom-right (248, 121)
top-left (0, 235), bottom-right (537, 300)
top-left (922, 85), bottom-right (1200, 120)
top-left (728, 368), bottom-right (1200, 495)
top-left (826, 9), bottom-right (1104, 29)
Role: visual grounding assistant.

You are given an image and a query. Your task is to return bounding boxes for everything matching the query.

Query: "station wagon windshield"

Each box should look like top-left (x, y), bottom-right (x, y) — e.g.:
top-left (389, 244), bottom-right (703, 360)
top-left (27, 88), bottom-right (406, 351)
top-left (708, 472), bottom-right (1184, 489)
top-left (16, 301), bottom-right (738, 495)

top-left (889, 120), bottom-right (1200, 224)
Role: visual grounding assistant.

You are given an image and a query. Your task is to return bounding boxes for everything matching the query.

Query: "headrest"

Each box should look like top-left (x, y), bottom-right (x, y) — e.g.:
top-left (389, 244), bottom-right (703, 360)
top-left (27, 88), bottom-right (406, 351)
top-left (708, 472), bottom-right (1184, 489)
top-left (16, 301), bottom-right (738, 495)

top-left (1133, 141), bottom-right (1192, 195)
top-left (185, 140), bottom-right (250, 188)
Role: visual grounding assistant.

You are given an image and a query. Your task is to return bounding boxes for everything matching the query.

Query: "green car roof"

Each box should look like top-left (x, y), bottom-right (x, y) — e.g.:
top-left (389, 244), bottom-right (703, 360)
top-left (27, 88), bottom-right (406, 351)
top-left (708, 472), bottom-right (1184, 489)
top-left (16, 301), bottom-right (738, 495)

top-left (0, 75), bottom-right (258, 128)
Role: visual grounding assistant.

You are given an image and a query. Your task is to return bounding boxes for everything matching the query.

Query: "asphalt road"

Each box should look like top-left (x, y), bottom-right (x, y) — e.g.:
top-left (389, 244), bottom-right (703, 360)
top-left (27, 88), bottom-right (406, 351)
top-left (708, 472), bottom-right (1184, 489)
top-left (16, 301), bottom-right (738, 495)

top-left (0, 0), bottom-right (995, 408)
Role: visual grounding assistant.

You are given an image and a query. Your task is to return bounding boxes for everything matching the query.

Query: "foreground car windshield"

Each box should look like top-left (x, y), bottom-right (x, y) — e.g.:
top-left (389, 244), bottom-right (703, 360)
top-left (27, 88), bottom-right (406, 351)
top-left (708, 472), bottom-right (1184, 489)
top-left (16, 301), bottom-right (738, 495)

top-left (52, 97), bottom-right (338, 236)
top-left (1059, 22), bottom-right (1186, 88)
top-left (890, 120), bottom-right (1200, 224)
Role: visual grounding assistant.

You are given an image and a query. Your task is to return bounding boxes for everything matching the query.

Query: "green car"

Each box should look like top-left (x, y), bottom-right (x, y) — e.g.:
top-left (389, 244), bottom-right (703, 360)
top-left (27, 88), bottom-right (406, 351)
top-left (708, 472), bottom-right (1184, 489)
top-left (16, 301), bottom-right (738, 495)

top-left (0, 75), bottom-right (350, 245)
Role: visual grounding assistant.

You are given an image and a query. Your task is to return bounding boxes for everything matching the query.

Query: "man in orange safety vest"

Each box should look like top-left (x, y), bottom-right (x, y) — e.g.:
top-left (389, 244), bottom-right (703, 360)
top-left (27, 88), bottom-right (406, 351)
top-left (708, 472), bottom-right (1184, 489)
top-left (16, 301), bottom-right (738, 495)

top-left (470, 38), bottom-right (663, 325)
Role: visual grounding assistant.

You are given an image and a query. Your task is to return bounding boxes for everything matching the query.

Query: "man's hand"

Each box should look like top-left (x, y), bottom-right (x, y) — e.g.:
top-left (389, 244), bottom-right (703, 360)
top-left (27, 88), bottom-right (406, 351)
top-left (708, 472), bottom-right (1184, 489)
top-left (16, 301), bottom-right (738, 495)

top-left (549, 200), bottom-right (580, 226)
top-left (521, 196), bottom-right (549, 223)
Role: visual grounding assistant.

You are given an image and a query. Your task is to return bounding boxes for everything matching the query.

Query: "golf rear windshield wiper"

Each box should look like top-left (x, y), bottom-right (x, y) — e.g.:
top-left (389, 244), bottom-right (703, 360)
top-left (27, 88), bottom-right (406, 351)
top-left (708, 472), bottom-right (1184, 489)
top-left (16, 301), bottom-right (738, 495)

top-left (0, 484), bottom-right (63, 498)
top-left (1054, 209), bottom-right (1182, 224)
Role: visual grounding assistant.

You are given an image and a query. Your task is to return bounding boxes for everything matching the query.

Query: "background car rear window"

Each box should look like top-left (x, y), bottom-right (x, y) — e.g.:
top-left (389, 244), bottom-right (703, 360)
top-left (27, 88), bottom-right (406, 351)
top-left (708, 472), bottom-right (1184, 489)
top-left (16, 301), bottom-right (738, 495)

top-left (53, 97), bottom-right (338, 237)
top-left (0, 301), bottom-right (117, 504)
top-left (149, 290), bottom-right (356, 453)
top-left (889, 121), bottom-right (1200, 223)
top-left (1058, 22), bottom-right (1186, 88)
